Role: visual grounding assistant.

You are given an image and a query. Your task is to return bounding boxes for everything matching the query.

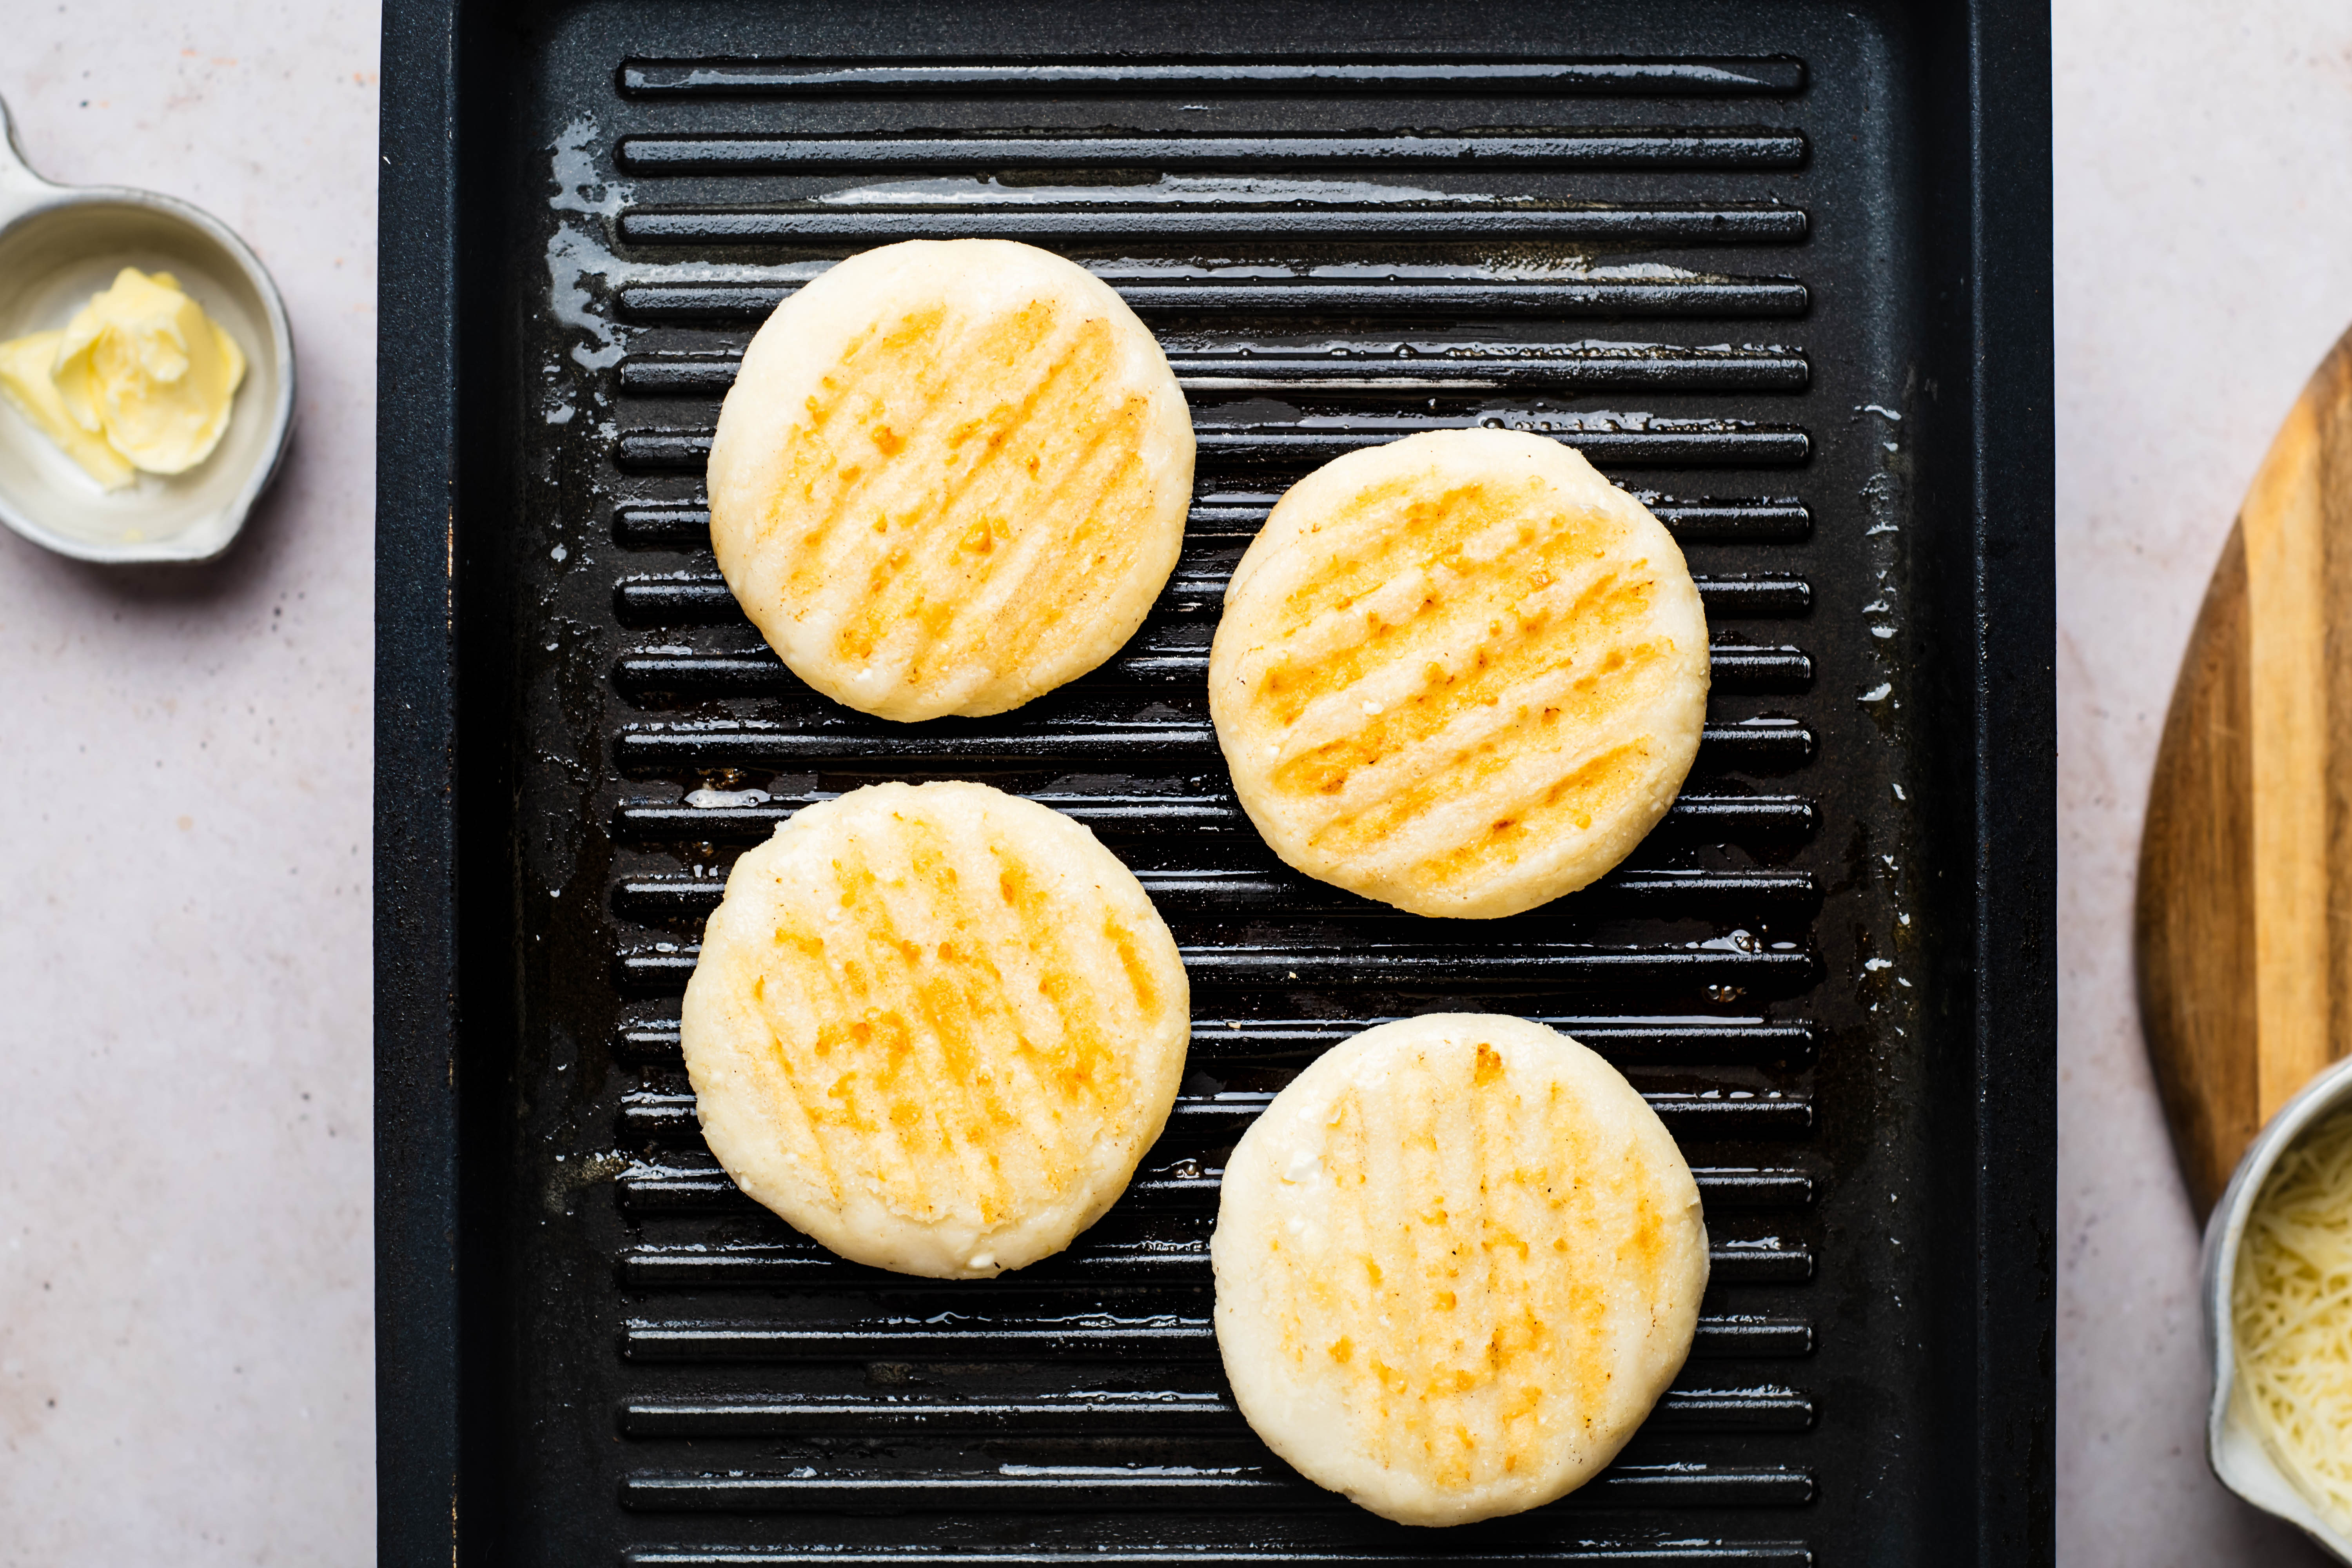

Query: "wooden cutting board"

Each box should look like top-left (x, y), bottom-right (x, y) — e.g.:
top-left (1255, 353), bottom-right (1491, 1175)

top-left (2139, 327), bottom-right (2352, 1216)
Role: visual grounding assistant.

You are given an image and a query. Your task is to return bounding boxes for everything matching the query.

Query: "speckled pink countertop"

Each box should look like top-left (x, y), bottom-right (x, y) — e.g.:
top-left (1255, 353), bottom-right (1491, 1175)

top-left (1, 2), bottom-right (2348, 1561)
top-left (0, 5), bottom-right (376, 1561)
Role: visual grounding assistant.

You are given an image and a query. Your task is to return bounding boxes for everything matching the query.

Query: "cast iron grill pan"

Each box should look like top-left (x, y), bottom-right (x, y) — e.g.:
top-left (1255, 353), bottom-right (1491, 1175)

top-left (452, 7), bottom-right (1989, 1563)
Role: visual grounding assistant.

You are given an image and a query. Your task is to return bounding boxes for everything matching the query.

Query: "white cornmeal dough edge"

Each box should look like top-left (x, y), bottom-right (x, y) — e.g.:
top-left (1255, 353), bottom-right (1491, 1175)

top-left (706, 239), bottom-right (1192, 721)
top-left (1210, 428), bottom-right (1710, 918)
top-left (681, 782), bottom-right (1191, 1278)
top-left (1211, 1013), bottom-right (1709, 1526)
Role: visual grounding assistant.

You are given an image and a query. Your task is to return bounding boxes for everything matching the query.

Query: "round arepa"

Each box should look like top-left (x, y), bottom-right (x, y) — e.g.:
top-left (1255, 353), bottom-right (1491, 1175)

top-left (1211, 1013), bottom-right (1708, 1526)
top-left (706, 239), bottom-right (1194, 721)
top-left (679, 781), bottom-right (1191, 1278)
top-left (1209, 428), bottom-right (1709, 918)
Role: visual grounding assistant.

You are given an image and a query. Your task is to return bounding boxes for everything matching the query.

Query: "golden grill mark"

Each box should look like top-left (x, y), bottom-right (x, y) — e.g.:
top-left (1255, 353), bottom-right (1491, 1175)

top-left (1296, 653), bottom-right (1669, 878)
top-left (822, 303), bottom-right (1165, 701)
top-left (1261, 1040), bottom-right (1668, 1493)
top-left (772, 310), bottom-right (944, 594)
top-left (838, 307), bottom-right (1113, 673)
top-left (977, 407), bottom-right (1156, 677)
top-left (950, 834), bottom-right (1084, 1188)
top-left (1490, 1054), bottom-right (1558, 1479)
top-left (904, 345), bottom-right (1160, 684)
top-left (1259, 572), bottom-right (1663, 800)
top-left (974, 827), bottom-right (1122, 1195)
top-left (1463, 1044), bottom-right (1506, 1477)
top-left (897, 821), bottom-right (1026, 1219)
top-left (815, 309), bottom-right (1076, 663)
top-left (1273, 482), bottom-right (1622, 646)
top-left (984, 837), bottom-right (1123, 1122)
top-left (744, 947), bottom-right (848, 1202)
top-left (824, 840), bottom-right (964, 1213)
top-left (701, 791), bottom-right (1181, 1270)
top-left (1255, 529), bottom-right (1626, 732)
top-left (1397, 738), bottom-right (1654, 889)
top-left (773, 300), bottom-right (998, 614)
top-left (830, 828), bottom-right (1009, 1220)
top-left (1263, 667), bottom-right (1657, 857)
top-left (1381, 1062), bottom-right (1441, 1476)
top-left (1103, 915), bottom-right (1161, 1017)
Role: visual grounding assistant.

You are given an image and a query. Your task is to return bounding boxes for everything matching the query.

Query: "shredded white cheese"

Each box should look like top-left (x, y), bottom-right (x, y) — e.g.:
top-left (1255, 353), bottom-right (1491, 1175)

top-left (2234, 1107), bottom-right (2352, 1533)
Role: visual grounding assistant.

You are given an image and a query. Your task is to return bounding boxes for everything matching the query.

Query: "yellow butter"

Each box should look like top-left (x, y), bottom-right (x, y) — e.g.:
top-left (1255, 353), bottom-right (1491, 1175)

top-left (0, 268), bottom-right (247, 488)
top-left (51, 268), bottom-right (246, 475)
top-left (0, 329), bottom-right (136, 490)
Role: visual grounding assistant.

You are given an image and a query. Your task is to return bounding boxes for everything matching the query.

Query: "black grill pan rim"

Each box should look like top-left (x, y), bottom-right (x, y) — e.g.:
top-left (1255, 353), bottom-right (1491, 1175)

top-left (376, 4), bottom-right (2054, 1563)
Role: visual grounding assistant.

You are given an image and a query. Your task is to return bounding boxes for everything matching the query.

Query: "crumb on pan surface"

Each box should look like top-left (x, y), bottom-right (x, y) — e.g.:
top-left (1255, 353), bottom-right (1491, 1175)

top-left (1211, 1013), bottom-right (1708, 1526)
top-left (680, 781), bottom-right (1191, 1278)
top-left (1210, 428), bottom-right (1709, 918)
top-left (706, 239), bottom-right (1192, 722)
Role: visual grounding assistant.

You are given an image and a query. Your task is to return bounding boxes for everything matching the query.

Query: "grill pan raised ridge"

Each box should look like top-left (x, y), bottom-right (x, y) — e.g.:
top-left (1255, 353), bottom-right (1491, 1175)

top-left (375, 4), bottom-right (2053, 1563)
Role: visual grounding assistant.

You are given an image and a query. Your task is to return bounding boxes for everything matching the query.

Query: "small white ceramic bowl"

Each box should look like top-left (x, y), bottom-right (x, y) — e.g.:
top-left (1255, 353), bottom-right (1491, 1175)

top-left (0, 91), bottom-right (294, 564)
top-left (2204, 1052), bottom-right (2352, 1561)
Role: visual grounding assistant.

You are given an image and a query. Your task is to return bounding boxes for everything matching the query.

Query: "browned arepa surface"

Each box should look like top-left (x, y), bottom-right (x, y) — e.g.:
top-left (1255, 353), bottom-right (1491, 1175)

top-left (1212, 1013), bottom-right (1708, 1525)
top-left (680, 782), bottom-right (1191, 1278)
top-left (1210, 428), bottom-right (1710, 918)
top-left (706, 239), bottom-right (1192, 721)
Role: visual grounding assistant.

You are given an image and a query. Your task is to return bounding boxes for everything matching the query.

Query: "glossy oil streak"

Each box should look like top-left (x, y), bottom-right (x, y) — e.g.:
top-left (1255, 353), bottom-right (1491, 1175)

top-left (616, 56), bottom-right (1810, 98)
top-left (617, 204), bottom-right (1810, 248)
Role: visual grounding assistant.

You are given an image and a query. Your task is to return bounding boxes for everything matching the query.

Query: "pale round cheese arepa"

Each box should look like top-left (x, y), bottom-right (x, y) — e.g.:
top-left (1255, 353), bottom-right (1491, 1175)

top-left (1209, 428), bottom-right (1709, 918)
top-left (680, 781), bottom-right (1191, 1278)
top-left (706, 239), bottom-right (1194, 721)
top-left (1212, 1014), bottom-right (1708, 1526)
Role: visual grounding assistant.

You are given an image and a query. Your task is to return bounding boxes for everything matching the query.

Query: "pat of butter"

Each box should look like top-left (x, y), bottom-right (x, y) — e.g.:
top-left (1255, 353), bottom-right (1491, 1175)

top-left (54, 269), bottom-right (247, 474)
top-left (0, 268), bottom-right (246, 488)
top-left (0, 330), bottom-right (135, 490)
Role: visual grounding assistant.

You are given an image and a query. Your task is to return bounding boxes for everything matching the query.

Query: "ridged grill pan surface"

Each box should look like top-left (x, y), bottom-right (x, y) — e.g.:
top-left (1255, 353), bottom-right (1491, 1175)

top-left (372, 4), bottom-right (2055, 1563)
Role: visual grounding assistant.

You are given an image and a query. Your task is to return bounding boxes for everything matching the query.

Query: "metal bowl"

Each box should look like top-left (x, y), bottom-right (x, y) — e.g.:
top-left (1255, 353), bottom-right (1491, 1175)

top-left (2204, 1052), bottom-right (2352, 1561)
top-left (0, 92), bottom-right (294, 564)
